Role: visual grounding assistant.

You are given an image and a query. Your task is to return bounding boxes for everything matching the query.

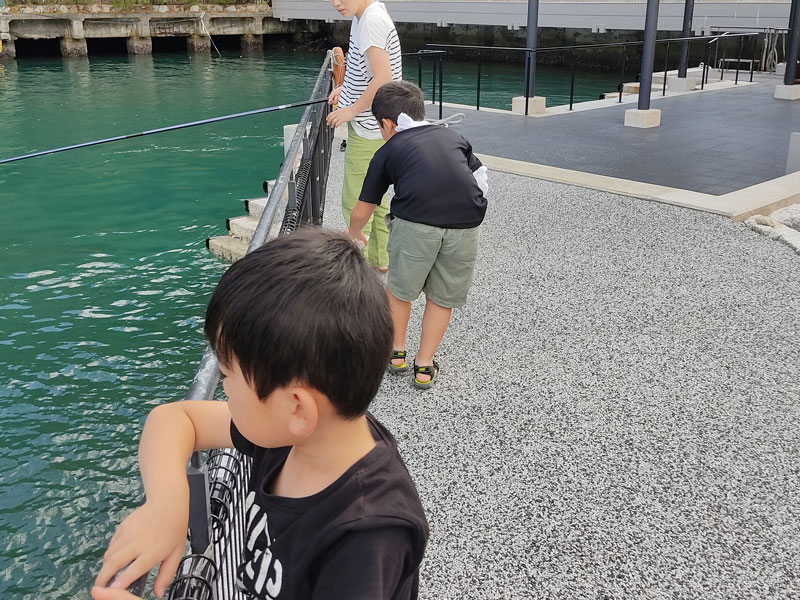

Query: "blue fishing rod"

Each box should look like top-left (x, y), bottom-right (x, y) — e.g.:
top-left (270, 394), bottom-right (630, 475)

top-left (0, 97), bottom-right (329, 165)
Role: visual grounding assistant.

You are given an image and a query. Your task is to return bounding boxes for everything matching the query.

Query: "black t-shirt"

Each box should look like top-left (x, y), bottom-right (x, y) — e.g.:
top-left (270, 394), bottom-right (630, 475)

top-left (359, 125), bottom-right (488, 229)
top-left (229, 413), bottom-right (428, 600)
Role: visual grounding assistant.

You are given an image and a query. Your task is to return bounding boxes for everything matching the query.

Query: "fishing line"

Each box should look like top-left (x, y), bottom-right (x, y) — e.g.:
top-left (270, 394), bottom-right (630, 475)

top-left (0, 97), bottom-right (329, 165)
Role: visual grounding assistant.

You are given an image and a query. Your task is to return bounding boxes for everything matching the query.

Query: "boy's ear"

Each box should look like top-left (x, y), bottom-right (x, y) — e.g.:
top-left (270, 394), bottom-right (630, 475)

top-left (287, 387), bottom-right (319, 438)
top-left (381, 118), bottom-right (397, 134)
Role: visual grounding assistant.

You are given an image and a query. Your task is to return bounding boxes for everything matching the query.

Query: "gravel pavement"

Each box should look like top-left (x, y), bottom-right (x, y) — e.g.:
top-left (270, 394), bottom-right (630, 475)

top-left (323, 142), bottom-right (800, 600)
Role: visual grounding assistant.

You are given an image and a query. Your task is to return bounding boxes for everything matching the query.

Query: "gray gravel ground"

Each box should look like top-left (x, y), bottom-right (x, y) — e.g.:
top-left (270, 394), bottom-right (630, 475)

top-left (323, 143), bottom-right (800, 599)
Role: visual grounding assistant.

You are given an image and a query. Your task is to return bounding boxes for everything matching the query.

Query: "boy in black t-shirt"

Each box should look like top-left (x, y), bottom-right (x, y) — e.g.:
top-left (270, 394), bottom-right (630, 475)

top-left (91, 229), bottom-right (428, 600)
top-left (347, 81), bottom-right (488, 389)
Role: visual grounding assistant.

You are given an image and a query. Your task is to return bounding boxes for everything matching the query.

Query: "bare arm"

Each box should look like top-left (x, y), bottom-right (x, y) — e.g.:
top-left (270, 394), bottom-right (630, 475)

top-left (327, 46), bottom-right (392, 127)
top-left (93, 401), bottom-right (233, 599)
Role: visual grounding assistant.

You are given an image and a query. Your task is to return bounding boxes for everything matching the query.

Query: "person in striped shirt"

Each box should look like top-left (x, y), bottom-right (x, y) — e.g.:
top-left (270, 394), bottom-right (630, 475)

top-left (326, 0), bottom-right (402, 272)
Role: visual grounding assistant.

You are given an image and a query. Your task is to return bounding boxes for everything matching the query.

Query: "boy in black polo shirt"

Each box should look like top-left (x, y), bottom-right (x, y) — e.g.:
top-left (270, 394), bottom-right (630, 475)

top-left (346, 80), bottom-right (488, 389)
top-left (91, 229), bottom-right (428, 600)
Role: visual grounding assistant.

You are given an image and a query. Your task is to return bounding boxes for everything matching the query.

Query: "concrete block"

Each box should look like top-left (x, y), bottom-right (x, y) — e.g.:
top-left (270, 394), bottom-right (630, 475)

top-left (187, 35), bottom-right (211, 54)
top-left (774, 85), bottom-right (800, 101)
top-left (241, 33), bottom-right (262, 49)
top-left (667, 76), bottom-right (698, 92)
top-left (0, 39), bottom-right (16, 61)
top-left (511, 96), bottom-right (546, 115)
top-left (60, 37), bottom-right (87, 58)
top-left (624, 108), bottom-right (661, 128)
top-left (788, 132), bottom-right (800, 175)
top-left (126, 36), bottom-right (152, 55)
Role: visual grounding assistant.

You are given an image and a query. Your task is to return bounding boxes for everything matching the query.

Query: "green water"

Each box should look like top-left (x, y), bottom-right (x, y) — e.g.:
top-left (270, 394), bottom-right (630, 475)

top-left (0, 49), bottom-right (623, 599)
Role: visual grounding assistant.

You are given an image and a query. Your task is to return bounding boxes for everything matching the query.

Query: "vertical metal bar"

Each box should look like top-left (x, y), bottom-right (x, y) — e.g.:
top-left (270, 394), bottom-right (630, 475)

top-left (417, 55), bottom-right (422, 88)
top-left (569, 53), bottom-right (576, 110)
top-left (438, 54), bottom-right (444, 120)
top-left (663, 40), bottom-right (670, 95)
top-left (702, 41), bottom-right (709, 88)
top-left (714, 39), bottom-right (719, 73)
top-left (523, 51), bottom-right (531, 115)
top-left (785, 0), bottom-right (800, 85)
top-left (619, 46), bottom-right (626, 102)
top-left (432, 56), bottom-right (437, 103)
top-left (678, 0), bottom-right (695, 77)
top-left (476, 54), bottom-right (482, 110)
top-left (526, 0), bottom-right (540, 96)
top-left (750, 34), bottom-right (757, 81)
top-left (735, 35), bottom-right (744, 83)
top-left (720, 41), bottom-right (726, 80)
top-left (187, 452), bottom-right (211, 555)
top-left (638, 0), bottom-right (661, 110)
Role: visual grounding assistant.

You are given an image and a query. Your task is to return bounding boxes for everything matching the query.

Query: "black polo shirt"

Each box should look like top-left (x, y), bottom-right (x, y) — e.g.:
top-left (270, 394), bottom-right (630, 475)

top-left (360, 125), bottom-right (487, 229)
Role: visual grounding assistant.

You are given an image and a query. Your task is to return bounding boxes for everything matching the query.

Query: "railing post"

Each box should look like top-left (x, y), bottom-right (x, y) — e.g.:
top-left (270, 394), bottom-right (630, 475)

top-left (417, 55), bottom-right (422, 89)
top-left (663, 41), bottom-right (670, 95)
top-left (735, 35), bottom-right (744, 84)
top-left (702, 41), bottom-right (709, 88)
top-left (569, 53), bottom-right (576, 110)
top-left (523, 51), bottom-right (531, 115)
top-left (432, 55), bottom-right (437, 104)
top-left (619, 46), bottom-right (626, 102)
top-left (187, 452), bottom-right (212, 554)
top-left (439, 53), bottom-right (444, 120)
top-left (749, 34), bottom-right (757, 82)
top-left (720, 42), bottom-right (726, 80)
top-left (476, 53), bottom-right (482, 110)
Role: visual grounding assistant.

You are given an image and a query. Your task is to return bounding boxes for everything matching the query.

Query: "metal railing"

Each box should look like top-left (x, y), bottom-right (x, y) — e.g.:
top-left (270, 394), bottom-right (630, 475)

top-left (163, 50), bottom-right (336, 600)
top-left (427, 32), bottom-right (763, 113)
top-left (403, 49), bottom-right (446, 119)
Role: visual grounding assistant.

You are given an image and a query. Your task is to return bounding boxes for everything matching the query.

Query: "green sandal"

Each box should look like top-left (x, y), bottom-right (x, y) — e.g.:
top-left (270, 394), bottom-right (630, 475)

top-left (388, 350), bottom-right (410, 374)
top-left (413, 360), bottom-right (439, 389)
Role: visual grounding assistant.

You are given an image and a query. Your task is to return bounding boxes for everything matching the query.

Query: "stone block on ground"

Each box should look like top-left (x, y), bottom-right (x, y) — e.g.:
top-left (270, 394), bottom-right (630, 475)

top-left (774, 84), bottom-right (800, 101)
top-left (511, 96), bottom-right (546, 115)
top-left (624, 108), bottom-right (661, 128)
top-left (769, 204), bottom-right (800, 232)
top-left (745, 213), bottom-right (800, 254)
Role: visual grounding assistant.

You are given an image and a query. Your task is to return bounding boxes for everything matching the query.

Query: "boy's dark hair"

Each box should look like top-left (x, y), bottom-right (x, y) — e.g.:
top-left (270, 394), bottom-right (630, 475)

top-left (371, 80), bottom-right (426, 125)
top-left (204, 228), bottom-right (392, 418)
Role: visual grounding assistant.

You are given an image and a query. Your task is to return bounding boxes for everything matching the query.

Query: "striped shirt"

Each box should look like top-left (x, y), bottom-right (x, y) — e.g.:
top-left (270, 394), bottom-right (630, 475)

top-left (338, 1), bottom-right (402, 140)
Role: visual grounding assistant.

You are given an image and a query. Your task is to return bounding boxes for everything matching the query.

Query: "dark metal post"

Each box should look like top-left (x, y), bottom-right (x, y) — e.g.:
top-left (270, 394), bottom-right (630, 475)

top-left (523, 51), bottom-right (531, 115)
top-left (678, 0), bottom-right (695, 77)
top-left (785, 0), bottom-right (800, 85)
top-left (663, 41), bottom-right (670, 95)
top-left (476, 54), bottom-right (482, 110)
top-left (432, 56), bottom-right (437, 103)
top-left (720, 44), bottom-right (726, 80)
top-left (417, 55), bottom-right (422, 88)
top-left (526, 0), bottom-right (539, 96)
top-left (735, 35), bottom-right (744, 84)
top-left (638, 0), bottom-right (662, 110)
top-left (187, 452), bottom-right (211, 554)
top-left (750, 34), bottom-right (757, 82)
top-left (569, 53), bottom-right (576, 110)
top-left (619, 46), bottom-right (626, 102)
top-left (701, 42), bottom-right (709, 88)
top-left (438, 53), bottom-right (443, 120)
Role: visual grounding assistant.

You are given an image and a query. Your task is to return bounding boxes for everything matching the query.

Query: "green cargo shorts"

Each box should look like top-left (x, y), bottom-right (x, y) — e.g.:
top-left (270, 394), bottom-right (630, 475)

top-left (386, 215), bottom-right (480, 309)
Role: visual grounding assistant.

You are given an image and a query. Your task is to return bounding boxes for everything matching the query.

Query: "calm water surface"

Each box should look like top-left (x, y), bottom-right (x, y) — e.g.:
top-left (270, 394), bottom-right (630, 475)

top-left (0, 49), bottom-right (623, 598)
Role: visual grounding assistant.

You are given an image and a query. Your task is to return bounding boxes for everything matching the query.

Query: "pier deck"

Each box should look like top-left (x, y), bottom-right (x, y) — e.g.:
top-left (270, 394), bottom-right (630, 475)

top-left (323, 111), bottom-right (800, 597)
top-left (427, 73), bottom-right (799, 196)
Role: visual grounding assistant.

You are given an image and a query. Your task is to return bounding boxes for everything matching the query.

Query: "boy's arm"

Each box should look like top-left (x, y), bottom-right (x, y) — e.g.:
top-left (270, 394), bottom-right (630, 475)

top-left (326, 47), bottom-right (392, 127)
top-left (346, 201), bottom-right (377, 246)
top-left (92, 400), bottom-right (233, 599)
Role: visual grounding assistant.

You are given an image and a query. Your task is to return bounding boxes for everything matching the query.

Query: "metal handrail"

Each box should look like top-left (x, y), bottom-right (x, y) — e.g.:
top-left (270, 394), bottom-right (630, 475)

top-left (402, 50), bottom-right (446, 119)
top-left (164, 50), bottom-right (336, 600)
top-left (426, 32), bottom-right (760, 113)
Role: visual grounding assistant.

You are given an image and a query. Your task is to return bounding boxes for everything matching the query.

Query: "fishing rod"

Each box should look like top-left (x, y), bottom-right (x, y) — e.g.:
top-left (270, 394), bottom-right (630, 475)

top-left (0, 97), bottom-right (330, 166)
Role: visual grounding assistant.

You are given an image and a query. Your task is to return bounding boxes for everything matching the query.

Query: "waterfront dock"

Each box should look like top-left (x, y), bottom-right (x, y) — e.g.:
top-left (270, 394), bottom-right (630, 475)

top-left (319, 77), bottom-right (800, 598)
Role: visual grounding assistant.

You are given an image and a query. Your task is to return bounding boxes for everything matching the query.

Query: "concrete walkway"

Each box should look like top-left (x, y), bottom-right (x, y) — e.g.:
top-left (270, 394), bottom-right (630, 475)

top-left (427, 73), bottom-right (799, 196)
top-left (323, 142), bottom-right (800, 598)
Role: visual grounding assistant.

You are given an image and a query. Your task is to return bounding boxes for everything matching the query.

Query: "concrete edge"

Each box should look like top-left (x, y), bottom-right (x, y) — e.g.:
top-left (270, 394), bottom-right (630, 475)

top-left (719, 171), bottom-right (800, 222)
top-left (475, 153), bottom-right (730, 216)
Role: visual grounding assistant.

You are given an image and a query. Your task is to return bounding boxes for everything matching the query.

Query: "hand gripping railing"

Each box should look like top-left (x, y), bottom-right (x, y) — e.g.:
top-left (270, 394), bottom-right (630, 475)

top-left (162, 51), bottom-right (335, 600)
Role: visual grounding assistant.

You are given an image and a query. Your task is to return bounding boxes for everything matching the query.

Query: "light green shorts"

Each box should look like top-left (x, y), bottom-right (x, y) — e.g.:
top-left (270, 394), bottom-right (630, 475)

top-left (386, 215), bottom-right (480, 309)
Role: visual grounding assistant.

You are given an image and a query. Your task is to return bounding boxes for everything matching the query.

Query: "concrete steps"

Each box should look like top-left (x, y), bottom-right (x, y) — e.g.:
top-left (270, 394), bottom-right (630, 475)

top-left (206, 183), bottom-right (275, 263)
